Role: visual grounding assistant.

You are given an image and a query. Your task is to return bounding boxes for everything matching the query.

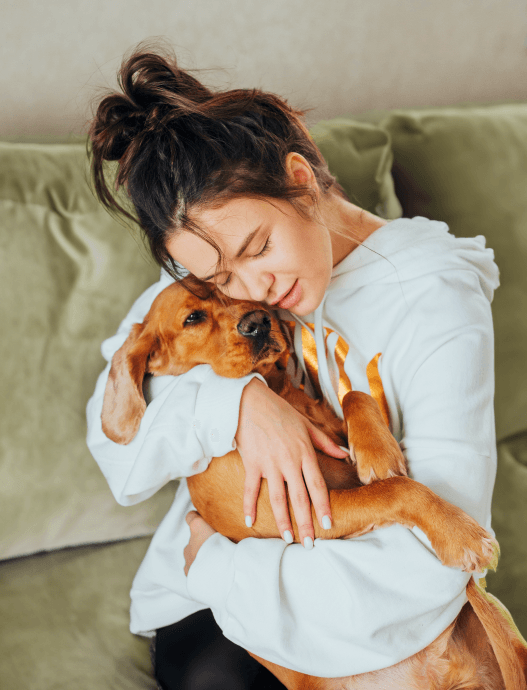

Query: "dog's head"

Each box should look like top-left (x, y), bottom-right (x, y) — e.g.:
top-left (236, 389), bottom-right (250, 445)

top-left (101, 277), bottom-right (289, 444)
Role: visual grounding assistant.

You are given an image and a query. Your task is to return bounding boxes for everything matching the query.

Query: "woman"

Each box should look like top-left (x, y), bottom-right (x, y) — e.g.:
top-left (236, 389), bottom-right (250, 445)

top-left (86, 41), bottom-right (499, 688)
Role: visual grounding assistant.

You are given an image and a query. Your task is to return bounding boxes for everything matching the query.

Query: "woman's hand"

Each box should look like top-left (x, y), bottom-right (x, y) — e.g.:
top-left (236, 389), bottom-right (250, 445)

top-left (183, 510), bottom-right (217, 577)
top-left (235, 377), bottom-right (349, 549)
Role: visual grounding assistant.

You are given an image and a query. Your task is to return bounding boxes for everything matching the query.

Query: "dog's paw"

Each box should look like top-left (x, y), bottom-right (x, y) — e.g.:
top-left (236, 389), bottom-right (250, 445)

top-left (430, 511), bottom-right (500, 573)
top-left (350, 442), bottom-right (408, 484)
top-left (457, 534), bottom-right (500, 574)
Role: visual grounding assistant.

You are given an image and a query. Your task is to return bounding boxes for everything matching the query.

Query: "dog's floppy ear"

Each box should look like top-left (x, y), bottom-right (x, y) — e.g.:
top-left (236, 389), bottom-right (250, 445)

top-left (101, 322), bottom-right (157, 445)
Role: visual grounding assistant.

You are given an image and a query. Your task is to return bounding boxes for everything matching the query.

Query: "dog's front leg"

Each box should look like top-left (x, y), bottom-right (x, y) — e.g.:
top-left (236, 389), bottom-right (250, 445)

top-left (342, 391), bottom-right (407, 485)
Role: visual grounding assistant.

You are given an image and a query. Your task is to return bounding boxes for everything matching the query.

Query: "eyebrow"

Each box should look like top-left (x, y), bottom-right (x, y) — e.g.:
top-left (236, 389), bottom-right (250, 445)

top-left (199, 225), bottom-right (262, 281)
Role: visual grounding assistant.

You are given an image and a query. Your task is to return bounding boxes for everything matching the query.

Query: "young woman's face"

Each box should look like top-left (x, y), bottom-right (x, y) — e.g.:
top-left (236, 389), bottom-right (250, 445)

top-left (165, 196), bottom-right (336, 316)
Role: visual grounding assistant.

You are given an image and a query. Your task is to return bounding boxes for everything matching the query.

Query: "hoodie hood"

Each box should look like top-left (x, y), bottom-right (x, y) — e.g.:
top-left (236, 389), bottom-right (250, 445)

top-left (328, 216), bottom-right (500, 302)
top-left (276, 216), bottom-right (500, 419)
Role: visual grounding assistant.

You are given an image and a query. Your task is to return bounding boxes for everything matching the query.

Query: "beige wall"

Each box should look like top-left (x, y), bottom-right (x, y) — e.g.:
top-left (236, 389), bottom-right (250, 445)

top-left (1, 0), bottom-right (526, 136)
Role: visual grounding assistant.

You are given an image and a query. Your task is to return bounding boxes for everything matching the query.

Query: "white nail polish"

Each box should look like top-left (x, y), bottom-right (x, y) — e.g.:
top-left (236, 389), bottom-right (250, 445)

top-left (245, 515), bottom-right (252, 528)
top-left (322, 515), bottom-right (332, 530)
top-left (304, 536), bottom-right (314, 550)
top-left (283, 530), bottom-right (293, 544)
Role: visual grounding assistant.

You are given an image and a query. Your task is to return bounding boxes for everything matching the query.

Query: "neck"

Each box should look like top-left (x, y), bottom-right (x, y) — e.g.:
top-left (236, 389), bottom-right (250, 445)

top-left (323, 194), bottom-right (388, 267)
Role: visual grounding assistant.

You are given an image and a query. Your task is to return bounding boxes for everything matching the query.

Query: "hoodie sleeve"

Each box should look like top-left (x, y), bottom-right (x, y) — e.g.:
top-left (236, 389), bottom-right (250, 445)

top-left (185, 253), bottom-right (500, 677)
top-left (86, 271), bottom-right (267, 507)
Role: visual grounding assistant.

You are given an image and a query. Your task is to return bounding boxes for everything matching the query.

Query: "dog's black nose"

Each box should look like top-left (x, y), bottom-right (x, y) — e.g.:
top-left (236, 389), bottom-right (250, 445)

top-left (237, 310), bottom-right (271, 338)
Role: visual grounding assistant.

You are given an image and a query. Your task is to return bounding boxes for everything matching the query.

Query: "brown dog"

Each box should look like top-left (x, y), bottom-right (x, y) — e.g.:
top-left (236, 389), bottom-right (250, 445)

top-left (102, 277), bottom-right (527, 689)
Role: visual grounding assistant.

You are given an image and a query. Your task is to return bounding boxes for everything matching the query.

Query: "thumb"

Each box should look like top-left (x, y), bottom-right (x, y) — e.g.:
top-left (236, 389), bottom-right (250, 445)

top-left (306, 422), bottom-right (350, 458)
top-left (186, 510), bottom-right (200, 526)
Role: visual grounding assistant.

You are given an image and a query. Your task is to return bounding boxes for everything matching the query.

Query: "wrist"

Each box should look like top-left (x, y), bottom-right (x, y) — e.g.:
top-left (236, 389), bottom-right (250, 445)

top-left (239, 375), bottom-right (269, 416)
top-left (186, 532), bottom-right (236, 607)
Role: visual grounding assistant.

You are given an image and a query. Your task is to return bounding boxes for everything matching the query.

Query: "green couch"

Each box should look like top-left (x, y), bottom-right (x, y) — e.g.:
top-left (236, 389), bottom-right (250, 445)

top-left (1, 101), bottom-right (526, 688)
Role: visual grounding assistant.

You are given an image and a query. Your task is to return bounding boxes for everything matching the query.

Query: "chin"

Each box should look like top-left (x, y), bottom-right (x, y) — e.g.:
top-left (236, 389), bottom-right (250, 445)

top-left (297, 289), bottom-right (326, 316)
top-left (289, 300), bottom-right (316, 317)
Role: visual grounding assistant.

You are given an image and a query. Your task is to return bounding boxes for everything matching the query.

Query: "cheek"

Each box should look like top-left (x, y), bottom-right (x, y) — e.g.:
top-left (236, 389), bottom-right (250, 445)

top-left (216, 282), bottom-right (249, 302)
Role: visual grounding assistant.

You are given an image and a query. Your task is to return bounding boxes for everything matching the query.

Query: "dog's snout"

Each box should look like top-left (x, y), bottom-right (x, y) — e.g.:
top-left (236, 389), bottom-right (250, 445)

top-left (237, 310), bottom-right (271, 338)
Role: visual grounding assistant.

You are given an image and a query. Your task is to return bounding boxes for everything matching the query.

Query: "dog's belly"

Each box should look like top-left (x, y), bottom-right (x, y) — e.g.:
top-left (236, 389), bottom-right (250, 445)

top-left (187, 449), bottom-right (361, 544)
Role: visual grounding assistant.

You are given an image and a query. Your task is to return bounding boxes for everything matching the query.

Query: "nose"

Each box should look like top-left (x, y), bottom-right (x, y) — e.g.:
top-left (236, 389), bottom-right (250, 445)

top-left (237, 310), bottom-right (271, 339)
top-left (228, 268), bottom-right (274, 303)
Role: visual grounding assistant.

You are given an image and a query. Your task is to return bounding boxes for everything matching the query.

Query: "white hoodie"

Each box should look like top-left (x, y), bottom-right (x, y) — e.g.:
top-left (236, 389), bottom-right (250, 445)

top-left (86, 216), bottom-right (500, 677)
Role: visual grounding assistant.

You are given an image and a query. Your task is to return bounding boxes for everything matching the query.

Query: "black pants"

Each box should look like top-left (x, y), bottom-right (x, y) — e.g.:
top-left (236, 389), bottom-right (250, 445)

top-left (153, 608), bottom-right (288, 689)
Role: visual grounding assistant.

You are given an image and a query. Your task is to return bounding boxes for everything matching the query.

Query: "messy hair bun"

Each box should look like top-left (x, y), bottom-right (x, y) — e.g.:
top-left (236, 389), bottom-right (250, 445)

top-left (87, 39), bottom-right (347, 283)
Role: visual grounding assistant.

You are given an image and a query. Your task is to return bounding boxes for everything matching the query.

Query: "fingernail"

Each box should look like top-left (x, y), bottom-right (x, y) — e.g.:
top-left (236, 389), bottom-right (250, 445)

top-left (304, 536), bottom-right (314, 550)
top-left (245, 515), bottom-right (252, 528)
top-left (283, 530), bottom-right (293, 544)
top-left (322, 515), bottom-right (332, 530)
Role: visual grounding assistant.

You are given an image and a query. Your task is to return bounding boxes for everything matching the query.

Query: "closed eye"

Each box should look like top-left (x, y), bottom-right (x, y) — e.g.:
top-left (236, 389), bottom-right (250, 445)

top-left (255, 237), bottom-right (272, 259)
top-left (218, 237), bottom-right (272, 288)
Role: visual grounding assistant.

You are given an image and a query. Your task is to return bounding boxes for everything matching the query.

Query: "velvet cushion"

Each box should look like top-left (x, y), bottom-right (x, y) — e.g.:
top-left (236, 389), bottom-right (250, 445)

top-left (0, 140), bottom-right (176, 560)
top-left (383, 103), bottom-right (527, 442)
top-left (0, 537), bottom-right (156, 689)
top-left (487, 431), bottom-right (527, 636)
top-left (0, 119), bottom-right (401, 560)
top-left (310, 117), bottom-right (402, 220)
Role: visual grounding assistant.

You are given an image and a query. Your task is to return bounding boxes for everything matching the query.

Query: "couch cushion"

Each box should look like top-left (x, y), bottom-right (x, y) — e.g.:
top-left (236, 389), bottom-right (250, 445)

top-left (0, 537), bottom-right (156, 689)
top-left (310, 117), bottom-right (402, 220)
top-left (0, 140), bottom-right (176, 560)
top-left (487, 430), bottom-right (527, 637)
top-left (383, 103), bottom-right (527, 442)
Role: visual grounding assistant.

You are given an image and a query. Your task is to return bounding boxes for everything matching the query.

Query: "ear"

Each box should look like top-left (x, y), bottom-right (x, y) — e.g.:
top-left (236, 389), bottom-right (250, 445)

top-left (101, 322), bottom-right (157, 445)
top-left (284, 152), bottom-right (318, 190)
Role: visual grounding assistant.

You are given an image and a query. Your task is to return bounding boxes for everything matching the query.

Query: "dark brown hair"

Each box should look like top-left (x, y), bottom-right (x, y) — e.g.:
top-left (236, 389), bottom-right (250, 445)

top-left (87, 39), bottom-right (348, 289)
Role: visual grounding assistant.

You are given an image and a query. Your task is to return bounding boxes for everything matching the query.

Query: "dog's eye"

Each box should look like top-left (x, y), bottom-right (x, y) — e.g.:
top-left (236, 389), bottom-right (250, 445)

top-left (184, 310), bottom-right (206, 326)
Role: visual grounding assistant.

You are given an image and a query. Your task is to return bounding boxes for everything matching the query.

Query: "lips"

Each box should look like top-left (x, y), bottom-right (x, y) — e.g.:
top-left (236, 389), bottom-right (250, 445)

top-left (277, 279), bottom-right (302, 309)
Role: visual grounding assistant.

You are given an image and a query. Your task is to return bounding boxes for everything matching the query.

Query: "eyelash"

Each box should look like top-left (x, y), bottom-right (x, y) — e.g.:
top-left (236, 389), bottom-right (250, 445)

top-left (255, 237), bottom-right (272, 259)
top-left (219, 238), bottom-right (272, 287)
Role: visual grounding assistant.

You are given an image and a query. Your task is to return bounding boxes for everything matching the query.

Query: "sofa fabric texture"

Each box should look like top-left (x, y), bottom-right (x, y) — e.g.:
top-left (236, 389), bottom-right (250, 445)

top-left (0, 142), bottom-right (176, 561)
top-left (0, 537), bottom-right (156, 690)
top-left (1, 102), bottom-right (526, 687)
